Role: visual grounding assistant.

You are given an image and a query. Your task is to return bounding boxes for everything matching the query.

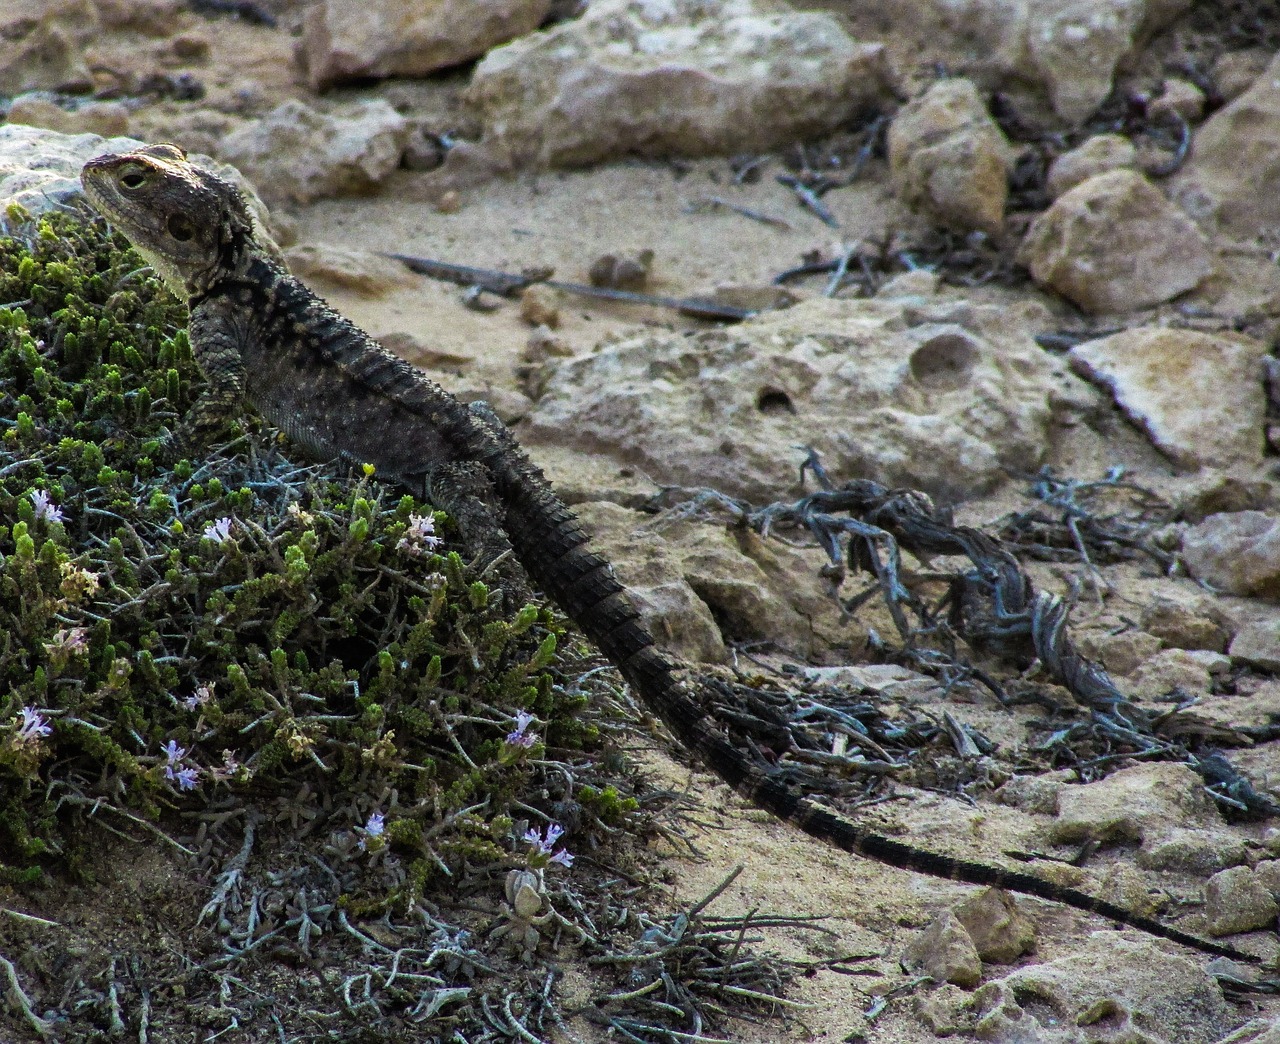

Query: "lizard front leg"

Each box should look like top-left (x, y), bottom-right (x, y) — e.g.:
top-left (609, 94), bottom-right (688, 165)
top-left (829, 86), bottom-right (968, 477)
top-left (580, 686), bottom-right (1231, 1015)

top-left (174, 299), bottom-right (250, 453)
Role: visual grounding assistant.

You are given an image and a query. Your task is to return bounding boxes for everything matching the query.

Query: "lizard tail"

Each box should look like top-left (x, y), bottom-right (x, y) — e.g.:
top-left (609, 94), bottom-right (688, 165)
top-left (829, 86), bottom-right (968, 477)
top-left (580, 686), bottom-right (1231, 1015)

top-left (484, 453), bottom-right (1259, 966)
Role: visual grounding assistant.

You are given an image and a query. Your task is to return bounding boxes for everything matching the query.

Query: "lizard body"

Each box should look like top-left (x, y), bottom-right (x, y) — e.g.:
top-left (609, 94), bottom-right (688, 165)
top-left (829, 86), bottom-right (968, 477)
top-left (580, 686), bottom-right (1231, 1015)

top-left (80, 144), bottom-right (1263, 966)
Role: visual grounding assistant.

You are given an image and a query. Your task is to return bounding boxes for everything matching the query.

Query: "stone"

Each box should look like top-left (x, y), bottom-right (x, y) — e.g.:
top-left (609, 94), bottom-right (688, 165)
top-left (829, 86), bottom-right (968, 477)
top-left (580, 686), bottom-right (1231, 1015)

top-left (1051, 763), bottom-right (1221, 846)
top-left (1213, 49), bottom-right (1272, 103)
top-left (1139, 596), bottom-right (1231, 653)
top-left (1127, 648), bottom-right (1230, 701)
top-left (282, 244), bottom-right (418, 297)
top-left (1074, 628), bottom-right (1162, 677)
top-left (1150, 77), bottom-right (1205, 123)
top-left (1135, 827), bottom-right (1248, 875)
top-left (1229, 617), bottom-right (1280, 672)
top-left (300, 0), bottom-right (550, 89)
top-left (952, 888), bottom-right (1036, 964)
top-left (0, 0), bottom-right (98, 96)
top-left (906, 911), bottom-right (982, 987)
top-left (464, 0), bottom-right (893, 167)
top-left (966, 936), bottom-right (1232, 1044)
top-left (1045, 133), bottom-right (1137, 199)
top-left (217, 100), bottom-right (409, 205)
top-left (524, 295), bottom-right (1088, 504)
top-left (573, 501), bottom-right (727, 664)
top-left (7, 95), bottom-right (130, 139)
top-left (1068, 328), bottom-right (1267, 469)
top-left (1021, 170), bottom-right (1212, 313)
top-left (1182, 512), bottom-right (1280, 598)
top-left (95, 0), bottom-right (184, 35)
top-left (519, 286), bottom-right (562, 329)
top-left (1203, 865), bottom-right (1279, 936)
top-left (994, 773), bottom-right (1066, 816)
top-left (888, 77), bottom-right (1013, 236)
top-left (1256, 859), bottom-right (1280, 898)
top-left (1174, 52), bottom-right (1280, 239)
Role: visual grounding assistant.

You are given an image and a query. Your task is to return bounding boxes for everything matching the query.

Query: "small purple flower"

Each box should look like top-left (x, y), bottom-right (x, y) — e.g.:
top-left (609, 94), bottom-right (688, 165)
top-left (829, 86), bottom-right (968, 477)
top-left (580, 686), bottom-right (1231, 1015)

top-left (203, 517), bottom-right (234, 543)
top-left (44, 627), bottom-right (88, 659)
top-left (396, 513), bottom-right (442, 556)
top-left (13, 706), bottom-right (52, 747)
top-left (211, 749), bottom-right (242, 782)
top-left (523, 822), bottom-right (572, 867)
top-left (174, 766), bottom-right (200, 791)
top-left (182, 684), bottom-right (214, 711)
top-left (162, 739), bottom-right (186, 767)
top-left (31, 490), bottom-right (63, 523)
top-left (505, 710), bottom-right (538, 748)
top-left (358, 809), bottom-right (387, 851)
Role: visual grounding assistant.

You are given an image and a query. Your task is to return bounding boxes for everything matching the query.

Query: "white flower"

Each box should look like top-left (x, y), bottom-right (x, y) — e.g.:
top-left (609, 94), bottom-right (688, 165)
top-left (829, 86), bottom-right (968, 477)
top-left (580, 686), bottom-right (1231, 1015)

top-left (12, 706), bottom-right (52, 747)
top-left (203, 517), bottom-right (234, 542)
top-left (396, 513), bottom-right (442, 556)
top-left (31, 490), bottom-right (63, 523)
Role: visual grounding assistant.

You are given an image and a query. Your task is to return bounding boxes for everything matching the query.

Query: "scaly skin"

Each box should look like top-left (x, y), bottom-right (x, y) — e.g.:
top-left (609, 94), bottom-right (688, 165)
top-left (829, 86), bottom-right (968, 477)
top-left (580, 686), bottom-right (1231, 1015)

top-left (81, 143), bottom-right (1263, 967)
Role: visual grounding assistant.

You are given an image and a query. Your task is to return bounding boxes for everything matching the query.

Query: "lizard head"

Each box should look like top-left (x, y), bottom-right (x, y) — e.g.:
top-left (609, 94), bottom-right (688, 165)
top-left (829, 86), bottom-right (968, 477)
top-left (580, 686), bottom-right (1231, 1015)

top-left (81, 143), bottom-right (259, 300)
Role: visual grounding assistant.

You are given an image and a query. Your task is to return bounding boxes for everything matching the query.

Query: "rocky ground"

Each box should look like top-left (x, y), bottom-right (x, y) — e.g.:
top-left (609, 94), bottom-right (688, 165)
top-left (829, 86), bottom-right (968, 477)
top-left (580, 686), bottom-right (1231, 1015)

top-left (5, 0), bottom-right (1280, 1041)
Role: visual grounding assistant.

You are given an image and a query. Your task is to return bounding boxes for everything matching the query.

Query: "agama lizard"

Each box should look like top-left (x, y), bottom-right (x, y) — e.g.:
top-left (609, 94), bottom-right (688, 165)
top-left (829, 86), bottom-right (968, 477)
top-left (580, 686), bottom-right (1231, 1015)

top-left (80, 143), bottom-right (1265, 968)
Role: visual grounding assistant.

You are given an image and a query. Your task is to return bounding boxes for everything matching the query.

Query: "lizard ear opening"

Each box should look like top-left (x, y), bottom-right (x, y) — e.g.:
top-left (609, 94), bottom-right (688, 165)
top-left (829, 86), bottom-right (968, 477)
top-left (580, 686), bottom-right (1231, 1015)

top-left (166, 214), bottom-right (196, 242)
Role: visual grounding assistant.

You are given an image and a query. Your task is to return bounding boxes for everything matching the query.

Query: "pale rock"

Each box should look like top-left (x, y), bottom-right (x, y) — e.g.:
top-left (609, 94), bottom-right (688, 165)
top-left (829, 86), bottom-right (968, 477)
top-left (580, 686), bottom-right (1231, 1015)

top-left (876, 269), bottom-right (941, 299)
top-left (1127, 648), bottom-right (1229, 700)
top-left (7, 95), bottom-right (130, 139)
top-left (519, 285), bottom-right (561, 329)
top-left (1136, 827), bottom-right (1248, 875)
top-left (1172, 473), bottom-right (1274, 524)
top-left (464, 0), bottom-right (893, 167)
top-left (1150, 77), bottom-right (1205, 123)
top-left (1074, 628), bottom-right (1162, 677)
top-left (906, 910), bottom-right (982, 987)
top-left (525, 295), bottom-right (1089, 503)
top-left (994, 772), bottom-right (1068, 816)
top-left (1099, 863), bottom-right (1167, 918)
top-left (888, 77), bottom-right (1013, 236)
top-left (573, 502), bottom-right (727, 664)
top-left (915, 984), bottom-right (975, 1035)
top-left (1255, 859), bottom-right (1280, 898)
top-left (966, 937), bottom-right (1231, 1044)
top-left (1229, 617), bottom-right (1280, 672)
top-left (300, 0), bottom-right (550, 89)
top-left (95, 0), bottom-right (184, 35)
top-left (851, 0), bottom-right (1192, 125)
top-left (1021, 170), bottom-right (1211, 313)
top-left (1204, 865), bottom-right (1279, 936)
top-left (1139, 596), bottom-right (1232, 653)
top-left (1045, 133), bottom-right (1136, 199)
top-left (283, 244), bottom-right (418, 297)
top-left (953, 888), bottom-right (1036, 964)
top-left (218, 99), bottom-right (409, 205)
top-left (1182, 512), bottom-right (1280, 598)
top-left (0, 0), bottom-right (98, 95)
top-left (1175, 51), bottom-right (1280, 238)
top-left (1068, 328), bottom-right (1266, 469)
top-left (1215, 1019), bottom-right (1280, 1044)
top-left (1212, 49), bottom-right (1272, 103)
top-left (1051, 763), bottom-right (1221, 846)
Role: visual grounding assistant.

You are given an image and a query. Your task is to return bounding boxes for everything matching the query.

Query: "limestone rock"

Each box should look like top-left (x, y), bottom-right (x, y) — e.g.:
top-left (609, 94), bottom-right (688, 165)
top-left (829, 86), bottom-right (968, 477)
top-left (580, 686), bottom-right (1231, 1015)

top-left (1139, 596), bottom-right (1232, 653)
top-left (1051, 763), bottom-right (1221, 846)
top-left (906, 911), bottom-right (982, 987)
top-left (1135, 827), bottom-right (1248, 875)
top-left (1045, 133), bottom-right (1137, 198)
top-left (1229, 617), bottom-right (1280, 672)
top-left (888, 78), bottom-right (1013, 236)
top-left (0, 0), bottom-right (99, 96)
top-left (218, 99), bottom-right (409, 205)
top-left (1182, 512), bottom-right (1280, 598)
top-left (846, 1), bottom-right (1192, 126)
top-left (1126, 648), bottom-right (1230, 701)
top-left (300, 0), bottom-right (550, 89)
top-left (953, 888), bottom-right (1036, 964)
top-left (1068, 328), bottom-right (1267, 469)
top-left (573, 502), bottom-right (727, 664)
top-left (524, 295), bottom-right (1087, 503)
top-left (283, 244), bottom-right (418, 298)
top-left (95, 0), bottom-right (184, 35)
top-left (1212, 49), bottom-right (1271, 104)
top-left (965, 936), bottom-right (1232, 1044)
top-left (1021, 170), bottom-right (1212, 313)
top-left (464, 0), bottom-right (893, 167)
top-left (7, 94), bottom-right (130, 139)
top-left (1175, 51), bottom-right (1280, 239)
top-left (1204, 865), bottom-right (1279, 936)
top-left (0, 124), bottom-right (134, 214)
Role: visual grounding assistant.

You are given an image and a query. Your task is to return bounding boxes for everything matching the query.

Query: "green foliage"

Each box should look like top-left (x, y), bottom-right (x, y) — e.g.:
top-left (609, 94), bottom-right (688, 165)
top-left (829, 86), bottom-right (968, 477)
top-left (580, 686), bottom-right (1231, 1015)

top-left (0, 209), bottom-right (614, 891)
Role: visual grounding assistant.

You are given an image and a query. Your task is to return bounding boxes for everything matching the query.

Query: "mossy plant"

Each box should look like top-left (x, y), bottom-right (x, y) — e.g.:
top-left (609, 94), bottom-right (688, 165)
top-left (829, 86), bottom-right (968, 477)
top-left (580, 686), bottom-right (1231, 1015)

top-left (0, 205), bottom-right (616, 892)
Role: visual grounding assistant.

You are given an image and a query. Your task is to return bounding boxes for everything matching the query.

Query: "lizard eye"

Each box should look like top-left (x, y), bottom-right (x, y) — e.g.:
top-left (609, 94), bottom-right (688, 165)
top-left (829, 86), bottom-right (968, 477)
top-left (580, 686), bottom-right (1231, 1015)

top-left (120, 171), bottom-right (146, 190)
top-left (166, 215), bottom-right (195, 242)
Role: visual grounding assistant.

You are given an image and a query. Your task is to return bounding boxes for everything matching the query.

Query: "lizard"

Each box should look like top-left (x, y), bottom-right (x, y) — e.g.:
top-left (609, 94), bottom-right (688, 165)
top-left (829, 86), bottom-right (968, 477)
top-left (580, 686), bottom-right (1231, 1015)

top-left (80, 142), bottom-right (1267, 968)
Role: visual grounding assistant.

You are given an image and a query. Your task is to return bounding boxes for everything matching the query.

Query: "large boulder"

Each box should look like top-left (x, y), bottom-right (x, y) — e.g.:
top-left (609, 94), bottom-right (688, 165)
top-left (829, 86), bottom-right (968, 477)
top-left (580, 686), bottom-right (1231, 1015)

top-left (464, 0), bottom-right (893, 167)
